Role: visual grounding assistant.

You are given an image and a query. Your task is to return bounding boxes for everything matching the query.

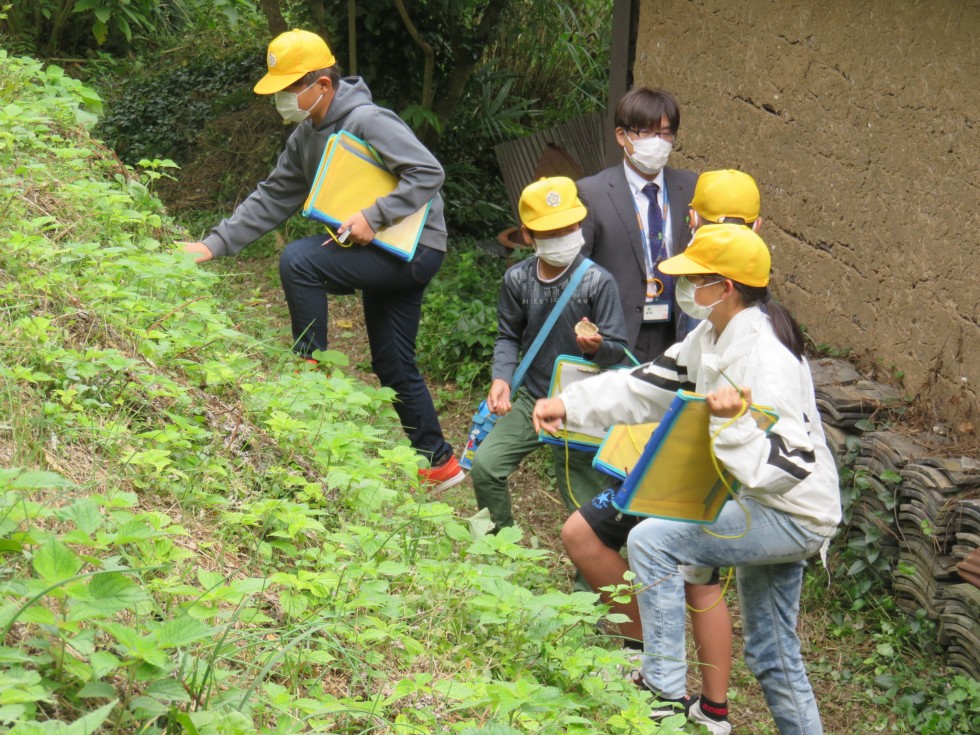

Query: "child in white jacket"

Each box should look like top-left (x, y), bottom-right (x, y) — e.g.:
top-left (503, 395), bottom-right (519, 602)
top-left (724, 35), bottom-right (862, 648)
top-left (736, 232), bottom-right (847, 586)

top-left (532, 224), bottom-right (841, 735)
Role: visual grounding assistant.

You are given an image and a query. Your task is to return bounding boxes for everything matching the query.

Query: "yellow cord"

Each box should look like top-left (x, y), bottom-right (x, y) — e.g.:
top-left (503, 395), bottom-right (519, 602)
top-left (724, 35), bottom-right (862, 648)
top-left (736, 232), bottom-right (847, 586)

top-left (686, 567), bottom-right (735, 613)
top-left (682, 375), bottom-right (759, 611)
top-left (325, 226), bottom-right (352, 248)
top-left (701, 394), bottom-right (752, 540)
top-left (626, 424), bottom-right (643, 454)
top-left (563, 430), bottom-right (579, 508)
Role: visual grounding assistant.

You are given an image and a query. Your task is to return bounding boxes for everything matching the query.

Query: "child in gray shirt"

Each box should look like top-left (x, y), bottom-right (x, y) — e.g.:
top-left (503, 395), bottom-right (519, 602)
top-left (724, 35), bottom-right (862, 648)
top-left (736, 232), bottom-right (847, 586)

top-left (470, 177), bottom-right (628, 530)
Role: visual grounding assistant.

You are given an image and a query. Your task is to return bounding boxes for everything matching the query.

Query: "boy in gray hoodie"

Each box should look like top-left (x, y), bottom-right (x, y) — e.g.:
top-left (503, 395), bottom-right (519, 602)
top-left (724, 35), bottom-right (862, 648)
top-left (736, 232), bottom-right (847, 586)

top-left (181, 29), bottom-right (463, 490)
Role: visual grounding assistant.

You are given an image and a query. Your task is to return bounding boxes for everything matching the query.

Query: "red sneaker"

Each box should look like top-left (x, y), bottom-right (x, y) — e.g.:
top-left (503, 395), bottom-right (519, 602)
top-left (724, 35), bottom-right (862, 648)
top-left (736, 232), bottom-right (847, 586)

top-left (418, 455), bottom-right (466, 492)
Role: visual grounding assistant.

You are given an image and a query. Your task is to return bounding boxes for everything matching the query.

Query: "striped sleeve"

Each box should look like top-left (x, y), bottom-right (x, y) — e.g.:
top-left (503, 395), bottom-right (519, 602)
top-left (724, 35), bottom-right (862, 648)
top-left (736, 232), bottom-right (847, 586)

top-left (709, 402), bottom-right (818, 495)
top-left (629, 351), bottom-right (696, 394)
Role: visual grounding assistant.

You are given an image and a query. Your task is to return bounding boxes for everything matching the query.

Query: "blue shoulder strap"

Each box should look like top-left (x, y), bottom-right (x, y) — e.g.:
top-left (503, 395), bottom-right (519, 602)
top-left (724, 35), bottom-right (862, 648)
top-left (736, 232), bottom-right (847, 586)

top-left (511, 258), bottom-right (593, 393)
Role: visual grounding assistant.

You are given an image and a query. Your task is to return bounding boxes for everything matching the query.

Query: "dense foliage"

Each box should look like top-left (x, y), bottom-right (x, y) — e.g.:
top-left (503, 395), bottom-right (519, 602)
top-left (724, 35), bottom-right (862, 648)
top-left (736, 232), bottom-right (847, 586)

top-left (87, 1), bottom-right (610, 237)
top-left (0, 51), bottom-right (671, 734)
top-left (0, 0), bottom-right (255, 56)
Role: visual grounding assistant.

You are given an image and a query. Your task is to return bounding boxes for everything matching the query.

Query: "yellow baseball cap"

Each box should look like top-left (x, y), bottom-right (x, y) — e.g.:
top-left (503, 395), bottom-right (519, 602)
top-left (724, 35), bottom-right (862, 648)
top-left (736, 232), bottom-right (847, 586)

top-left (658, 224), bottom-right (771, 287)
top-left (518, 177), bottom-right (587, 232)
top-left (690, 169), bottom-right (761, 223)
top-left (254, 30), bottom-right (337, 95)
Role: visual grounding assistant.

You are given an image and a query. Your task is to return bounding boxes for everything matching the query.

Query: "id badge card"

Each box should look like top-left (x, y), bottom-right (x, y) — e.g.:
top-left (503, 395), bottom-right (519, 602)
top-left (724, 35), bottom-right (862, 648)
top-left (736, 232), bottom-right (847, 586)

top-left (643, 299), bottom-right (671, 323)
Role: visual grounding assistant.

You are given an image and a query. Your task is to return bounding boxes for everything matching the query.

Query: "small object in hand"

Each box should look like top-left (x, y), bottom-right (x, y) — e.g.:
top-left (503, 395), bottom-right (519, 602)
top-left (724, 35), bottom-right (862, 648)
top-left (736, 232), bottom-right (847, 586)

top-left (337, 227), bottom-right (351, 244)
top-left (575, 320), bottom-right (599, 338)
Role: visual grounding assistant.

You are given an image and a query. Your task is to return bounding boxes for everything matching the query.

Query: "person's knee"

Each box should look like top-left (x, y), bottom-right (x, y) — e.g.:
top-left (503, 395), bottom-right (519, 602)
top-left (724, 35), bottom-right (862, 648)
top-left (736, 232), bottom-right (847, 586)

top-left (469, 451), bottom-right (504, 489)
top-left (279, 239), bottom-right (303, 267)
top-left (742, 631), bottom-right (782, 680)
top-left (562, 512), bottom-right (598, 561)
top-left (279, 239), bottom-right (315, 281)
top-left (371, 355), bottom-right (416, 388)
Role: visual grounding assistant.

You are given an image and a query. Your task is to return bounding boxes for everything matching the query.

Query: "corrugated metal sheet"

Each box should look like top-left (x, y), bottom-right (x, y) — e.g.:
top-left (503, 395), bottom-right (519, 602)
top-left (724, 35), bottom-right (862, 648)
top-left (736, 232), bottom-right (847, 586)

top-left (494, 111), bottom-right (606, 222)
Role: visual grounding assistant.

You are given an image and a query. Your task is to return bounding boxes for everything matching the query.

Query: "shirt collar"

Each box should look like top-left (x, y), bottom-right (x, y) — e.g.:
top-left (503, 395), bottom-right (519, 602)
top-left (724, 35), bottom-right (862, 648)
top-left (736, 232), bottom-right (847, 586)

top-left (623, 159), bottom-right (666, 198)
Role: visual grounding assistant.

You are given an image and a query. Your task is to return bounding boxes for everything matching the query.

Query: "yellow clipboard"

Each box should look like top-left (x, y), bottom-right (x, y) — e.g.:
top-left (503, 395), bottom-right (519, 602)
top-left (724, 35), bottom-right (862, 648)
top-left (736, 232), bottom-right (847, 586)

top-left (593, 422), bottom-right (659, 481)
top-left (537, 355), bottom-right (612, 451)
top-left (302, 131), bottom-right (430, 261)
top-left (612, 390), bottom-right (779, 524)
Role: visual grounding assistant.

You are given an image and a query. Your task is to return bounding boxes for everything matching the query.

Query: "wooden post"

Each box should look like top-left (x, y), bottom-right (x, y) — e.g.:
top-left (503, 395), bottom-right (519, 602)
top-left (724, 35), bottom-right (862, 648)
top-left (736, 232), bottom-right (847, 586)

top-left (348, 0), bottom-right (357, 75)
top-left (605, 0), bottom-right (635, 167)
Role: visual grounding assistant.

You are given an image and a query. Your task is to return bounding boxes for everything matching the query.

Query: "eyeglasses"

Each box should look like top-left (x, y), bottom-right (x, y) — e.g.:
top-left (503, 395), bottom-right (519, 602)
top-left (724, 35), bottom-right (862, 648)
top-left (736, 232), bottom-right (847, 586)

top-left (627, 128), bottom-right (676, 143)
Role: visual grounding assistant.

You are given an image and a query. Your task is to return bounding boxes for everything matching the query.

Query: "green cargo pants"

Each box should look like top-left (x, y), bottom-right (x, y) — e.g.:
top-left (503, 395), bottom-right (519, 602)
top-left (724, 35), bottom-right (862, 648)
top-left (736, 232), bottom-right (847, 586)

top-left (470, 390), bottom-right (610, 530)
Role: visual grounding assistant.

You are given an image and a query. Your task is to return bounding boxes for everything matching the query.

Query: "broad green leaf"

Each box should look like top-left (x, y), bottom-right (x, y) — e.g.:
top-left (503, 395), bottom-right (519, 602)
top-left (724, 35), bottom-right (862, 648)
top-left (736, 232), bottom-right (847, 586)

top-left (77, 680), bottom-right (117, 699)
top-left (8, 470), bottom-right (72, 490)
top-left (0, 647), bottom-right (33, 664)
top-left (18, 607), bottom-right (57, 626)
top-left (154, 617), bottom-right (214, 648)
top-left (604, 613), bottom-right (633, 624)
top-left (375, 561), bottom-right (411, 576)
top-left (129, 694), bottom-right (169, 716)
top-left (111, 520), bottom-right (170, 543)
top-left (0, 703), bottom-right (27, 724)
top-left (59, 499), bottom-right (103, 534)
top-left (145, 678), bottom-right (191, 702)
top-left (89, 651), bottom-right (122, 679)
top-left (90, 571), bottom-right (145, 605)
top-left (280, 591), bottom-right (308, 618)
top-left (62, 700), bottom-right (118, 734)
top-left (32, 539), bottom-right (82, 583)
top-left (197, 569), bottom-right (228, 589)
top-left (69, 572), bottom-right (148, 619)
top-left (310, 349), bottom-right (349, 366)
top-left (467, 507), bottom-right (495, 538)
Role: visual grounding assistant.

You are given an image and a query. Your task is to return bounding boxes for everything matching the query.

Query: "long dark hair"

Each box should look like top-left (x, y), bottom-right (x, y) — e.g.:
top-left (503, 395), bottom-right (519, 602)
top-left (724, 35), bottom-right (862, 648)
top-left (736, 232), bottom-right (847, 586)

top-left (733, 283), bottom-right (805, 361)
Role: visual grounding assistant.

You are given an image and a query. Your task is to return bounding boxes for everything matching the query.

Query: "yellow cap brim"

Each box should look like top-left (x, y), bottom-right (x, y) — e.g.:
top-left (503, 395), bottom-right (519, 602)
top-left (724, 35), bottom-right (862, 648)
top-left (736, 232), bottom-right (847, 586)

top-left (524, 205), bottom-right (587, 233)
top-left (253, 71), bottom-right (307, 95)
top-left (657, 252), bottom-right (714, 277)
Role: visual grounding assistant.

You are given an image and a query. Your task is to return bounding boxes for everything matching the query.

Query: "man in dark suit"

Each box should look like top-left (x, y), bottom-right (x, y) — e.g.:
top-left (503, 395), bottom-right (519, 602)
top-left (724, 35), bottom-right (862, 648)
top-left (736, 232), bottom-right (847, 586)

top-left (578, 88), bottom-right (698, 362)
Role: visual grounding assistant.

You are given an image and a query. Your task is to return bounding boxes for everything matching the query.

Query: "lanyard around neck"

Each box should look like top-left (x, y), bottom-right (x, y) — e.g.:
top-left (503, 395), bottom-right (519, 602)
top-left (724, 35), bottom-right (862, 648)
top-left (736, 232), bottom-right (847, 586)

top-left (632, 183), bottom-right (670, 270)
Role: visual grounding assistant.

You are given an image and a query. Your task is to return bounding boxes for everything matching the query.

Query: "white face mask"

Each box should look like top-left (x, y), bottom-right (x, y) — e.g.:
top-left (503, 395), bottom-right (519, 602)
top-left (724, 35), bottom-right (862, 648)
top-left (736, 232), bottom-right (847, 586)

top-left (274, 82), bottom-right (323, 124)
top-left (675, 276), bottom-right (726, 320)
top-left (534, 230), bottom-right (584, 268)
top-left (626, 134), bottom-right (673, 175)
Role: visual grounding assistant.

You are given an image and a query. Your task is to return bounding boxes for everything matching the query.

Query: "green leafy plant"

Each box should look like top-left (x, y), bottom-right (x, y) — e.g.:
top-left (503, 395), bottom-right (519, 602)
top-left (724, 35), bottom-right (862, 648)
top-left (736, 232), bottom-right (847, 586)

top-left (417, 245), bottom-right (505, 389)
top-left (0, 50), bottom-right (672, 734)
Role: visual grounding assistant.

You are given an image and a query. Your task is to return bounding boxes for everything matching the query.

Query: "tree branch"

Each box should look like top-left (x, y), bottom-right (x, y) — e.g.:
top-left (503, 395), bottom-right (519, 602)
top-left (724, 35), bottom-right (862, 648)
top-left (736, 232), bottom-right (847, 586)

top-left (392, 0), bottom-right (435, 111)
top-left (259, 0), bottom-right (287, 36)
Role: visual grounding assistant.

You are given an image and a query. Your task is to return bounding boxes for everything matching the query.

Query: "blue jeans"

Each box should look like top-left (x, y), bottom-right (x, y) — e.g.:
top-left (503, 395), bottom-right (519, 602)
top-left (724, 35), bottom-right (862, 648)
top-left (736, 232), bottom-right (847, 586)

top-left (626, 498), bottom-right (827, 735)
top-left (279, 236), bottom-right (452, 463)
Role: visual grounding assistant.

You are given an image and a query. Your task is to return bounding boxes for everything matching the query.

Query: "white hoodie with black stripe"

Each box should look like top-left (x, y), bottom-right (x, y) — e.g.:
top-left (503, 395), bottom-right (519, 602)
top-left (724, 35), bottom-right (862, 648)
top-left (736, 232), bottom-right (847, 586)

top-left (560, 306), bottom-right (841, 537)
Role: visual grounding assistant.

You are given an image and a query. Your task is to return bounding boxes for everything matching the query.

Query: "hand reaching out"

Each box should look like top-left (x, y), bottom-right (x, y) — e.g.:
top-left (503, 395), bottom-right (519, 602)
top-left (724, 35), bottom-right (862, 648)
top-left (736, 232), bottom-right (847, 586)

top-left (178, 241), bottom-right (213, 263)
top-left (532, 397), bottom-right (566, 435)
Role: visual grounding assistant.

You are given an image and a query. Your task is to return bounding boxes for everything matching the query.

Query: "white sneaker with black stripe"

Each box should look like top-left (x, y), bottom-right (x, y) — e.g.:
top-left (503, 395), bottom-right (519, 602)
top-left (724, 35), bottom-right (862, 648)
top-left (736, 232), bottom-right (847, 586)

top-left (688, 697), bottom-right (732, 734)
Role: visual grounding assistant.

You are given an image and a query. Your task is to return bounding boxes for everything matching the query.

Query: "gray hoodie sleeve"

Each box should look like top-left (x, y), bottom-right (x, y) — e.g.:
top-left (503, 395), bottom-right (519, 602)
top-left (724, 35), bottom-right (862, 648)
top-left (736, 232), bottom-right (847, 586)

top-left (352, 106), bottom-right (445, 233)
top-left (202, 130), bottom-right (310, 257)
top-left (491, 268), bottom-right (524, 386)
